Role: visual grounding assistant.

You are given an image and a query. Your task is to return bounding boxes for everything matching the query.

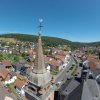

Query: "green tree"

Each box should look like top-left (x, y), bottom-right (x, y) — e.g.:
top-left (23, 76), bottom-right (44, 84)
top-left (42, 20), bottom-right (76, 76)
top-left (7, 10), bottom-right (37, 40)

top-left (0, 52), bottom-right (3, 61)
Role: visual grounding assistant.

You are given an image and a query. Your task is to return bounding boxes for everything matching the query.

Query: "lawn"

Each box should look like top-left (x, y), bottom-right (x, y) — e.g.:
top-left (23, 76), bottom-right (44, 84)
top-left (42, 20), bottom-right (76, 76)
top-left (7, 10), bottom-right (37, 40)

top-left (7, 84), bottom-right (19, 96)
top-left (71, 65), bottom-right (77, 75)
top-left (50, 70), bottom-right (58, 76)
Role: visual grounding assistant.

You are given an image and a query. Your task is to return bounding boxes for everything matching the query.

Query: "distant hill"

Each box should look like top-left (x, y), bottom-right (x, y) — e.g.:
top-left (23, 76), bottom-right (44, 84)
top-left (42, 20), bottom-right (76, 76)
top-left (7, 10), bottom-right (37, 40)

top-left (0, 33), bottom-right (100, 49)
top-left (0, 33), bottom-right (72, 46)
top-left (0, 37), bottom-right (17, 43)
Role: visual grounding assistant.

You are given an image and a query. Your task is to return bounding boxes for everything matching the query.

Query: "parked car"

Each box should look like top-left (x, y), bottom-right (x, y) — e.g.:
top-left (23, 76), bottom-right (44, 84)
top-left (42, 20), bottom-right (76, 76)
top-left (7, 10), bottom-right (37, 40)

top-left (69, 67), bottom-right (73, 70)
top-left (56, 81), bottom-right (62, 86)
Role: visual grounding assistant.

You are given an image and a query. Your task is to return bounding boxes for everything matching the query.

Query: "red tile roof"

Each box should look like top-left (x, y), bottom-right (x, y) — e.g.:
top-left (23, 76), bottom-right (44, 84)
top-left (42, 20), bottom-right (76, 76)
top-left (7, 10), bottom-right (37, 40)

top-left (2, 60), bottom-right (12, 67)
top-left (95, 61), bottom-right (100, 65)
top-left (15, 79), bottom-right (25, 89)
top-left (54, 50), bottom-right (68, 56)
top-left (77, 53), bottom-right (84, 58)
top-left (89, 60), bottom-right (100, 70)
top-left (44, 56), bottom-right (52, 63)
top-left (88, 55), bottom-right (98, 60)
top-left (0, 68), bottom-right (9, 79)
top-left (55, 55), bottom-right (65, 62)
top-left (48, 59), bottom-right (61, 67)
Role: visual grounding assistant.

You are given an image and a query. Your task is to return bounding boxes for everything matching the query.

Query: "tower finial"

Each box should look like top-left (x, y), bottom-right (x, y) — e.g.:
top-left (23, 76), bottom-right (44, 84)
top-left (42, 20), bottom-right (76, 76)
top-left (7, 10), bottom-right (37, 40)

top-left (39, 18), bottom-right (43, 31)
top-left (38, 18), bottom-right (43, 38)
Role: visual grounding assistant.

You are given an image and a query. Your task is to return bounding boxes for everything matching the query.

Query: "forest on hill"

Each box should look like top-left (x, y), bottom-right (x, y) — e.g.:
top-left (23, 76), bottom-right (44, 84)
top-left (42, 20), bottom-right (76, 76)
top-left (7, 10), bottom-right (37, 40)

top-left (0, 33), bottom-right (72, 46)
top-left (0, 33), bottom-right (100, 49)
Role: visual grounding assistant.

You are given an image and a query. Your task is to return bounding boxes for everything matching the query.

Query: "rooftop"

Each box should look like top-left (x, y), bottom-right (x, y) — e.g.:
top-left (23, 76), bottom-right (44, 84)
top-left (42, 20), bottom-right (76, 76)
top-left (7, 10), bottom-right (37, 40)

top-left (2, 60), bottom-right (12, 67)
top-left (15, 79), bottom-right (26, 89)
top-left (82, 79), bottom-right (100, 100)
top-left (0, 68), bottom-right (10, 79)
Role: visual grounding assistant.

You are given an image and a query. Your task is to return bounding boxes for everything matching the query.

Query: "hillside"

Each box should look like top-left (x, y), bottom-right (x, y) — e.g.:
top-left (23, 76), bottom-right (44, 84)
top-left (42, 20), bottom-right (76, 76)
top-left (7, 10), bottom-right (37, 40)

top-left (0, 37), bottom-right (17, 43)
top-left (0, 33), bottom-right (100, 48)
top-left (0, 33), bottom-right (72, 46)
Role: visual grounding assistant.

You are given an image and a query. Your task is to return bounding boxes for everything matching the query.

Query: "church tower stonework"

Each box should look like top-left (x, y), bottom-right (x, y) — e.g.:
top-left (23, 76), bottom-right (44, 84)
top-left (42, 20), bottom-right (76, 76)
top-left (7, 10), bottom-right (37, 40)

top-left (24, 19), bottom-right (54, 100)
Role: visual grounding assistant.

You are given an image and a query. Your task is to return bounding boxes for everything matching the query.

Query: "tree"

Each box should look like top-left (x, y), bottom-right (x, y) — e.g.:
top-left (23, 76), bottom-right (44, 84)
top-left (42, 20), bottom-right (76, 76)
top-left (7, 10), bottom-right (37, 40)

top-left (0, 53), bottom-right (3, 62)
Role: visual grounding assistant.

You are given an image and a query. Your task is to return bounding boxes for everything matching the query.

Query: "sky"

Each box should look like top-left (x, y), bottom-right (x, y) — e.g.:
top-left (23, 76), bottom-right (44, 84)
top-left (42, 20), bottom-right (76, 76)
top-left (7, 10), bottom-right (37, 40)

top-left (0, 0), bottom-right (100, 42)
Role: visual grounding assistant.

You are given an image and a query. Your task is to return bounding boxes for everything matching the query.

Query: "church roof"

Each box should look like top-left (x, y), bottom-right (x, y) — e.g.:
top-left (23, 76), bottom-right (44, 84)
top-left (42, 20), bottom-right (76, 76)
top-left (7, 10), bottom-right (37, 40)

top-left (81, 79), bottom-right (100, 100)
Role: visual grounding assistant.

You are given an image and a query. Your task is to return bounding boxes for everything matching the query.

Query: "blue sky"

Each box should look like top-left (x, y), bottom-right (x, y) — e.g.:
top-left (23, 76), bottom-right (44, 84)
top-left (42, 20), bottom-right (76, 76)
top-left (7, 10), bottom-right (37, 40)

top-left (0, 0), bottom-right (100, 42)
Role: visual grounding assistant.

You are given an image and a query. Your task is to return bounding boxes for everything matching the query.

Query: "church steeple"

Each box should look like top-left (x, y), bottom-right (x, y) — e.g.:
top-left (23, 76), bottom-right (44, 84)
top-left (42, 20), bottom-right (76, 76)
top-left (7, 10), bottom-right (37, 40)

top-left (24, 19), bottom-right (54, 100)
top-left (28, 19), bottom-right (51, 86)
top-left (33, 18), bottom-right (46, 74)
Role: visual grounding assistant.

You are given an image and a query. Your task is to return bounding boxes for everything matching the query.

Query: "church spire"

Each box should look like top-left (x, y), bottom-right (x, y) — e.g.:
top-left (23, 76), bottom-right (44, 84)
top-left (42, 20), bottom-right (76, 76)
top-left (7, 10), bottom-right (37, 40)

top-left (25, 19), bottom-right (53, 100)
top-left (33, 18), bottom-right (46, 74)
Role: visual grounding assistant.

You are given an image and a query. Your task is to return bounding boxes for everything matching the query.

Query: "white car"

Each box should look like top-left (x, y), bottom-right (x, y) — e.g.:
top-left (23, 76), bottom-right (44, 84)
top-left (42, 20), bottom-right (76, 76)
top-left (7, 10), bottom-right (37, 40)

top-left (56, 81), bottom-right (62, 85)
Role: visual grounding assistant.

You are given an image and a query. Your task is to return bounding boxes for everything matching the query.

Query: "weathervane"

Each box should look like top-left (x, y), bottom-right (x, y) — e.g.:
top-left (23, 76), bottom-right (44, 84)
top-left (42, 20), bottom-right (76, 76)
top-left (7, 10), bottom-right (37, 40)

top-left (39, 18), bottom-right (43, 31)
top-left (38, 18), bottom-right (43, 37)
